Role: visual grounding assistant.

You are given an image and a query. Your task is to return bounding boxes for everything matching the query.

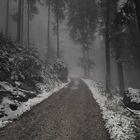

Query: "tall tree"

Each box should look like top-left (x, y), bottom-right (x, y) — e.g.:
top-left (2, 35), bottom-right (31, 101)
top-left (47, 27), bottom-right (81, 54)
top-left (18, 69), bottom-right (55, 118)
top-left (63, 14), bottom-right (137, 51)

top-left (6, 0), bottom-right (9, 37)
top-left (108, 0), bottom-right (125, 95)
top-left (111, 25), bottom-right (126, 95)
top-left (51, 0), bottom-right (66, 58)
top-left (113, 1), bottom-right (125, 95)
top-left (105, 0), bottom-right (111, 94)
top-left (13, 0), bottom-right (39, 45)
top-left (98, 0), bottom-right (112, 93)
top-left (99, 0), bottom-right (120, 94)
top-left (42, 0), bottom-right (66, 59)
top-left (27, 0), bottom-right (39, 49)
top-left (135, 0), bottom-right (140, 34)
top-left (67, 0), bottom-right (97, 77)
top-left (21, 0), bottom-right (24, 44)
top-left (27, 0), bottom-right (30, 49)
top-left (115, 4), bottom-right (125, 95)
top-left (47, 0), bottom-right (51, 60)
top-left (113, 0), bottom-right (140, 90)
top-left (17, 0), bottom-right (22, 43)
top-left (56, 0), bottom-right (60, 58)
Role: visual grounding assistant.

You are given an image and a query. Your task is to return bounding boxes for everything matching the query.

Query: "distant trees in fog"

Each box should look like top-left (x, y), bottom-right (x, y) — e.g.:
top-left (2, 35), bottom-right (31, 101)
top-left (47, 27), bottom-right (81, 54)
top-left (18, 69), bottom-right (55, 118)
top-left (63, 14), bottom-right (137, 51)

top-left (2, 0), bottom-right (67, 62)
top-left (45, 0), bottom-right (66, 59)
top-left (4, 0), bottom-right (40, 47)
top-left (2, 0), bottom-right (140, 96)
top-left (66, 0), bottom-right (97, 78)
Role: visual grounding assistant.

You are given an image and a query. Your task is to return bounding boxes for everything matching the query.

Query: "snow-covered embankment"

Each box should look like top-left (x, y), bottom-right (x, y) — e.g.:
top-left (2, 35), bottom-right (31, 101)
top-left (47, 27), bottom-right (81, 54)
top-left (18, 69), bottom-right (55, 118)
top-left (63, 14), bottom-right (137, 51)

top-left (82, 79), bottom-right (140, 140)
top-left (0, 81), bottom-right (69, 128)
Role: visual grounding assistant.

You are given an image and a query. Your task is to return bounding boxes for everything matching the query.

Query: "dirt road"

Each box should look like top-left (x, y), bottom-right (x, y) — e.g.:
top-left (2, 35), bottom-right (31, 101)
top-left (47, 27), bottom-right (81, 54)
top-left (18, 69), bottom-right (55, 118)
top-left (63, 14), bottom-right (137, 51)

top-left (0, 79), bottom-right (110, 140)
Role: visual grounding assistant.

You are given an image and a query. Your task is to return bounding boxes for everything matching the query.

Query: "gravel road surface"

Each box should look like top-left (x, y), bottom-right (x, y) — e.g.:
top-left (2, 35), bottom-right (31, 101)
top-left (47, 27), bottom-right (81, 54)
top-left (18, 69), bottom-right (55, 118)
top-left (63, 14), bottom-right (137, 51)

top-left (0, 79), bottom-right (110, 140)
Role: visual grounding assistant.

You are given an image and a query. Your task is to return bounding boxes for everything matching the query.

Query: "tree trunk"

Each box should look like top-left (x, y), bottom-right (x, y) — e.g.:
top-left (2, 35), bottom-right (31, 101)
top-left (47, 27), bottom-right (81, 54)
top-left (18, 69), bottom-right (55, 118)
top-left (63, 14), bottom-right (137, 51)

top-left (47, 0), bottom-right (51, 60)
top-left (117, 62), bottom-right (125, 96)
top-left (56, 0), bottom-right (60, 58)
top-left (17, 0), bottom-right (22, 43)
top-left (6, 0), bottom-right (9, 37)
top-left (115, 39), bottom-right (125, 95)
top-left (27, 0), bottom-right (30, 50)
top-left (134, 0), bottom-right (140, 88)
top-left (113, 0), bottom-right (125, 95)
top-left (87, 49), bottom-right (90, 78)
top-left (87, 65), bottom-right (90, 78)
top-left (135, 0), bottom-right (140, 34)
top-left (82, 47), bottom-right (87, 77)
top-left (105, 0), bottom-right (111, 94)
top-left (21, 0), bottom-right (24, 44)
top-left (56, 14), bottom-right (60, 58)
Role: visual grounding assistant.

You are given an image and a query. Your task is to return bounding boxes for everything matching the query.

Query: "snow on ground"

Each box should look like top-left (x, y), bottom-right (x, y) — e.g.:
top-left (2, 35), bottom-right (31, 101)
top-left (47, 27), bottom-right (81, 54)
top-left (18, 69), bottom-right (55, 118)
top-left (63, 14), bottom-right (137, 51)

top-left (127, 88), bottom-right (140, 104)
top-left (83, 79), bottom-right (140, 140)
top-left (0, 82), bottom-right (69, 129)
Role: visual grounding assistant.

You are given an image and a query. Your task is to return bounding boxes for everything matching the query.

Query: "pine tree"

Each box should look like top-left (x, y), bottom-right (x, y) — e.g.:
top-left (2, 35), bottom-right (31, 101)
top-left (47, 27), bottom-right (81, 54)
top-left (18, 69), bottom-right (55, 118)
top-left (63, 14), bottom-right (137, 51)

top-left (27, 0), bottom-right (30, 49)
top-left (67, 0), bottom-right (97, 77)
top-left (51, 0), bottom-right (66, 58)
top-left (47, 0), bottom-right (51, 60)
top-left (105, 0), bottom-right (111, 94)
top-left (135, 0), bottom-right (140, 34)
top-left (6, 0), bottom-right (9, 37)
top-left (17, 0), bottom-right (22, 43)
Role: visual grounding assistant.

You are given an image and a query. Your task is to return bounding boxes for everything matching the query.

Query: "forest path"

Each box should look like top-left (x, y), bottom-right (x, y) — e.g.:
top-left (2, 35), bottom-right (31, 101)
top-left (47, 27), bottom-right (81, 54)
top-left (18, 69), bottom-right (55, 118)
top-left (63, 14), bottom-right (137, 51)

top-left (0, 79), bottom-right (110, 140)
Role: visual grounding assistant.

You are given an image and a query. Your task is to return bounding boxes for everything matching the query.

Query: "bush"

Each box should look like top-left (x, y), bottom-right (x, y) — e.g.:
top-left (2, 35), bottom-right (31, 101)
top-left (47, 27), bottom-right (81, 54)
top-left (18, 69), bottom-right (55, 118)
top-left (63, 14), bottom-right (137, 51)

top-left (0, 33), bottom-right (68, 93)
top-left (53, 59), bottom-right (68, 83)
top-left (0, 33), bottom-right (43, 85)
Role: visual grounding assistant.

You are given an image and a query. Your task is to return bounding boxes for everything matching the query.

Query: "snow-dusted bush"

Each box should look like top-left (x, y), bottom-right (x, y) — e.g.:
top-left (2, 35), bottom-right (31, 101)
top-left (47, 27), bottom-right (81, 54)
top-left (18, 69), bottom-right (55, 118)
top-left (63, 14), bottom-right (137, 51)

top-left (53, 59), bottom-right (68, 82)
top-left (83, 79), bottom-right (140, 140)
top-left (0, 33), bottom-right (67, 91)
top-left (0, 32), bottom-right (68, 106)
top-left (123, 87), bottom-right (140, 111)
top-left (0, 33), bottom-right (68, 127)
top-left (0, 33), bottom-right (42, 86)
top-left (127, 88), bottom-right (140, 104)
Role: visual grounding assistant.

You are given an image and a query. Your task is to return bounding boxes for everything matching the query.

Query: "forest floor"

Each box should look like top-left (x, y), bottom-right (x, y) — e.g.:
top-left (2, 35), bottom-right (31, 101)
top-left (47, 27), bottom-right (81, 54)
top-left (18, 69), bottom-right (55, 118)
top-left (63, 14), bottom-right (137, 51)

top-left (0, 78), bottom-right (110, 140)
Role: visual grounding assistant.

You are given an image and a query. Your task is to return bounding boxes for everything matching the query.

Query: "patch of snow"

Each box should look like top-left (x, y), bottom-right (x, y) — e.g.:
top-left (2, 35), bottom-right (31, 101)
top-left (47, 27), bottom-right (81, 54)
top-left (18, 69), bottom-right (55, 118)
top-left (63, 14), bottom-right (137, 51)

top-left (0, 82), bottom-right (14, 92)
top-left (0, 82), bottom-right (69, 128)
top-left (18, 88), bottom-right (35, 94)
top-left (13, 90), bottom-right (25, 97)
top-left (0, 97), bottom-right (20, 117)
top-left (0, 82), bottom-right (25, 97)
top-left (127, 108), bottom-right (140, 115)
top-left (82, 79), bottom-right (140, 140)
top-left (1, 97), bottom-right (16, 106)
top-left (127, 88), bottom-right (140, 103)
top-left (15, 81), bottom-right (21, 86)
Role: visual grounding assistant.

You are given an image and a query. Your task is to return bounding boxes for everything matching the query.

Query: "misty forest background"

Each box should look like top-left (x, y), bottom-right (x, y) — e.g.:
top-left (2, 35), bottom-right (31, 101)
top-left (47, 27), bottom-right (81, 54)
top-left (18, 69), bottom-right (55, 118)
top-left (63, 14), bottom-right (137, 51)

top-left (0, 0), bottom-right (140, 95)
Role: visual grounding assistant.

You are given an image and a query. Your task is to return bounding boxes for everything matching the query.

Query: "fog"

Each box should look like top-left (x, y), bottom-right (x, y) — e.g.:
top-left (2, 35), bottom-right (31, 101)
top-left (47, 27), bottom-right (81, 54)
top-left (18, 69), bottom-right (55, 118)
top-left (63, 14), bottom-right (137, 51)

top-left (1, 1), bottom-right (140, 139)
top-left (0, 0), bottom-right (127, 88)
